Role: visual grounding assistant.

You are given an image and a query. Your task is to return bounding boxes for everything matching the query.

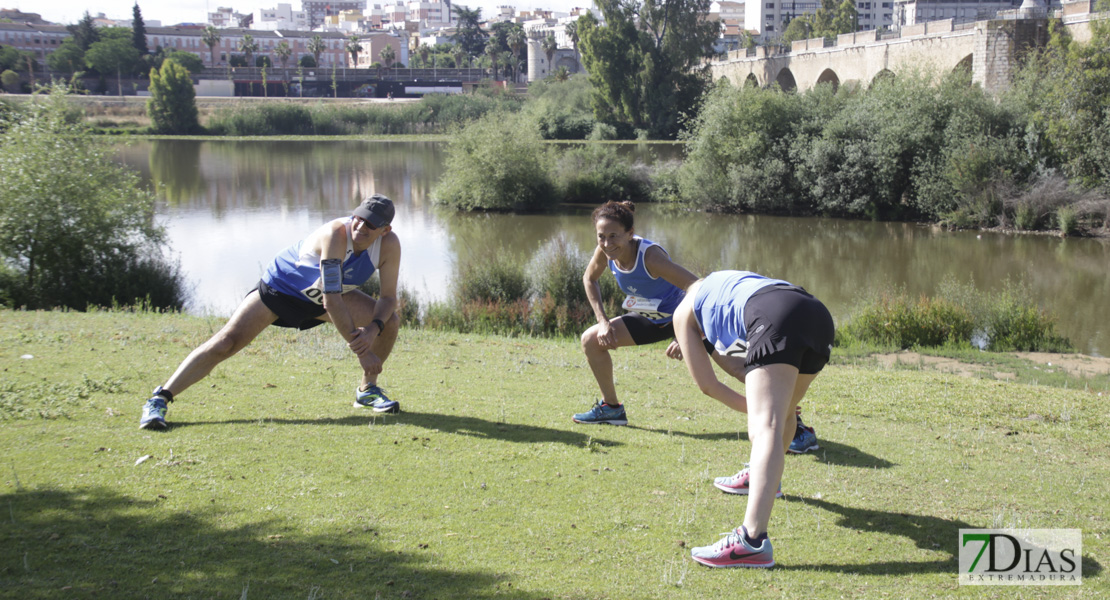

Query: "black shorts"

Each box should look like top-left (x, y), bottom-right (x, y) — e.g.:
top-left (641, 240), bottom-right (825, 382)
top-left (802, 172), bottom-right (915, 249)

top-left (620, 312), bottom-right (716, 353)
top-left (256, 280), bottom-right (327, 330)
top-left (742, 285), bottom-right (835, 375)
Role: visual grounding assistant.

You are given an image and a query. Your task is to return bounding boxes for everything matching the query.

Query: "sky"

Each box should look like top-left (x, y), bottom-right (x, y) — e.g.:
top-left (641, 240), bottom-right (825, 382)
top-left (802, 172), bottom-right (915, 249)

top-left (18, 1), bottom-right (593, 27)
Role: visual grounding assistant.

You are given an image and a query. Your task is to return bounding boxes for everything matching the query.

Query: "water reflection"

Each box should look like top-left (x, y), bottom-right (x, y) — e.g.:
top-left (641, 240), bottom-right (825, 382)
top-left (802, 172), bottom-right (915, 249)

top-left (114, 140), bottom-right (1108, 356)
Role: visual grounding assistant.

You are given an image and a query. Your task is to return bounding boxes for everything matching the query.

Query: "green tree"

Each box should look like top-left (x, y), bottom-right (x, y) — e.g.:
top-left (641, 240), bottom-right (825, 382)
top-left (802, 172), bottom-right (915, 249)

top-left (565, 19), bottom-right (581, 65)
top-left (577, 0), bottom-right (720, 138)
top-left (0, 46), bottom-right (21, 72)
top-left (275, 39), bottom-right (292, 78)
top-left (418, 43), bottom-right (430, 68)
top-left (159, 49), bottom-right (204, 74)
top-left (131, 3), bottom-right (149, 55)
top-left (507, 29), bottom-right (526, 80)
top-left (1, 69), bottom-right (19, 93)
top-left (484, 37), bottom-right (501, 80)
top-left (451, 5), bottom-right (487, 57)
top-left (782, 15), bottom-right (814, 43)
top-left (46, 39), bottom-right (86, 74)
top-left (308, 35), bottom-right (326, 68)
top-left (830, 0), bottom-right (859, 36)
top-left (202, 25), bottom-right (221, 66)
top-left (237, 34), bottom-right (259, 67)
top-left (347, 35), bottom-right (363, 67)
top-left (0, 84), bottom-right (183, 310)
top-left (452, 44), bottom-right (467, 69)
top-left (147, 59), bottom-right (199, 134)
top-left (67, 12), bottom-right (100, 52)
top-left (85, 37), bottom-right (141, 95)
top-left (541, 34), bottom-right (558, 75)
top-left (299, 54), bottom-right (316, 68)
top-left (379, 43), bottom-right (395, 69)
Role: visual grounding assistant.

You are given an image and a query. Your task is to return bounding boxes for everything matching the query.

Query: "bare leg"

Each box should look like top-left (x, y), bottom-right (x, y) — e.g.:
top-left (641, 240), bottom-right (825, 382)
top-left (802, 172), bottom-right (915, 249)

top-left (580, 317), bottom-right (638, 405)
top-left (162, 291), bottom-right (278, 397)
top-left (316, 290), bottom-right (399, 388)
top-left (741, 364), bottom-right (818, 537)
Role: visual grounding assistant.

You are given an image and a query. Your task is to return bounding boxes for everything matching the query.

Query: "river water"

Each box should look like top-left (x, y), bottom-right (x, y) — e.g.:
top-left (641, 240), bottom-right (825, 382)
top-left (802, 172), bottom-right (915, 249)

top-left (114, 139), bottom-right (1108, 356)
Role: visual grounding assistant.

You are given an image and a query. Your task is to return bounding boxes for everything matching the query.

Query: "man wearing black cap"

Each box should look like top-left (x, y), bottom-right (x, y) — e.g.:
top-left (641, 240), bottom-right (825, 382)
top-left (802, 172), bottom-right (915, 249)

top-left (139, 194), bottom-right (403, 430)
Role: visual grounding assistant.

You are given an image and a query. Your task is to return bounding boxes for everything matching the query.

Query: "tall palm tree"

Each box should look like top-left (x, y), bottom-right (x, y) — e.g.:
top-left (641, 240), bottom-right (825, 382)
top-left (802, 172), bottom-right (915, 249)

top-left (541, 34), bottom-right (557, 76)
top-left (238, 34), bottom-right (259, 68)
top-left (346, 35), bottom-right (363, 68)
top-left (485, 37), bottom-right (500, 80)
top-left (565, 20), bottom-right (580, 67)
top-left (308, 34), bottom-right (326, 68)
top-left (418, 43), bottom-right (430, 69)
top-left (379, 44), bottom-right (395, 71)
top-left (202, 25), bottom-right (221, 67)
top-left (275, 39), bottom-right (292, 79)
top-left (507, 29), bottom-right (525, 82)
top-left (452, 44), bottom-right (466, 70)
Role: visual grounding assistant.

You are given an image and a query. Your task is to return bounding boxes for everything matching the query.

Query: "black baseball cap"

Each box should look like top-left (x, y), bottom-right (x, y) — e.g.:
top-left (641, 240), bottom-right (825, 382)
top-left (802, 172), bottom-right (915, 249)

top-left (353, 194), bottom-right (395, 228)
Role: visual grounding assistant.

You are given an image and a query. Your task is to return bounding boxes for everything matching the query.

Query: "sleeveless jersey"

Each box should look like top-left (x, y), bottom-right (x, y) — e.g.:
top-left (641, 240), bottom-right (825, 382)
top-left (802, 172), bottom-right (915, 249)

top-left (262, 217), bottom-right (381, 305)
top-left (609, 236), bottom-right (685, 324)
top-left (693, 270), bottom-right (792, 357)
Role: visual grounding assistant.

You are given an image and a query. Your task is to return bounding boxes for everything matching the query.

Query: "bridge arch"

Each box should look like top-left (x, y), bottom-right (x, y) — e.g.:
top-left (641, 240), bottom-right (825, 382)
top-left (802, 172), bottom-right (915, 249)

top-left (954, 54), bottom-right (973, 75)
top-left (816, 68), bottom-right (840, 92)
top-left (745, 73), bottom-right (760, 88)
top-left (870, 68), bottom-right (895, 88)
top-left (775, 68), bottom-right (797, 92)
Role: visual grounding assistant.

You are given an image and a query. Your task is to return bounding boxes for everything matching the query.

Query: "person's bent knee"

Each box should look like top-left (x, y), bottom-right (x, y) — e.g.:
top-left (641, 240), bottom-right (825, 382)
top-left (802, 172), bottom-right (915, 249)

top-left (386, 310), bottom-right (401, 329)
top-left (581, 326), bottom-right (600, 351)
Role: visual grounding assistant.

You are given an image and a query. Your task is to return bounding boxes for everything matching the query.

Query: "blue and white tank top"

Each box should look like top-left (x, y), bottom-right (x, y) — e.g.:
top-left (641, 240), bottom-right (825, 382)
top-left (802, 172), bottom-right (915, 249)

top-left (609, 236), bottom-right (685, 324)
top-left (693, 270), bottom-right (791, 356)
top-left (262, 217), bottom-right (381, 305)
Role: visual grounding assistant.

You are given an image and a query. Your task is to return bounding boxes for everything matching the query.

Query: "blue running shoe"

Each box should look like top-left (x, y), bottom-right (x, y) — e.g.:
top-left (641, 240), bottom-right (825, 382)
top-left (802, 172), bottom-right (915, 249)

top-left (788, 412), bottom-right (819, 454)
top-left (139, 393), bottom-right (169, 430)
top-left (355, 385), bottom-right (400, 413)
top-left (572, 400), bottom-right (627, 425)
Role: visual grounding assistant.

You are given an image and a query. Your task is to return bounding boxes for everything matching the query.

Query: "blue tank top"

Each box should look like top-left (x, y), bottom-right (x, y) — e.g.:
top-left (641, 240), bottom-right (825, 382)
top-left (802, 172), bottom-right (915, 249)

top-left (693, 270), bottom-right (791, 356)
top-left (609, 236), bottom-right (685, 324)
top-left (262, 217), bottom-right (380, 305)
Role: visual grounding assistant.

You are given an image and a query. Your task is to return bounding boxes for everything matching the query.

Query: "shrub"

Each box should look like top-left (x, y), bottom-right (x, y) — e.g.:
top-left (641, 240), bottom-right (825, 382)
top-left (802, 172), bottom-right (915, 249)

top-left (0, 84), bottom-right (184, 310)
top-left (554, 145), bottom-right (647, 204)
top-left (841, 280), bottom-right (1072, 352)
top-left (433, 110), bottom-right (557, 211)
top-left (455, 250), bottom-right (530, 304)
top-left (1, 69), bottom-right (20, 93)
top-left (1056, 206), bottom-right (1079, 236)
top-left (840, 290), bottom-right (975, 349)
top-left (147, 60), bottom-right (200, 134)
top-left (982, 282), bottom-right (1072, 352)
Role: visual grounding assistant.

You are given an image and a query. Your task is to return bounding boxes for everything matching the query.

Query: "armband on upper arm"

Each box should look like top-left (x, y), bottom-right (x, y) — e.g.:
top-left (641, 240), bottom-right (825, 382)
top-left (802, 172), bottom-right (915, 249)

top-left (321, 259), bottom-right (343, 294)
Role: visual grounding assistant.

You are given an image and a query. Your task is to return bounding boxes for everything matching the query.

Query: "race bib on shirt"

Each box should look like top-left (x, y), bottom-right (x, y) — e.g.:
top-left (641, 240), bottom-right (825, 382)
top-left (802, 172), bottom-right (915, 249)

top-left (622, 295), bottom-right (670, 321)
top-left (714, 338), bottom-right (749, 359)
top-left (300, 280), bottom-right (360, 305)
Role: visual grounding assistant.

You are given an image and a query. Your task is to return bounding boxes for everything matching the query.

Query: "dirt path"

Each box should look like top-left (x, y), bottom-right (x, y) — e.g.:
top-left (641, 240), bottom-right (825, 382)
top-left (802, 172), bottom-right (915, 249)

top-left (873, 351), bottom-right (1110, 380)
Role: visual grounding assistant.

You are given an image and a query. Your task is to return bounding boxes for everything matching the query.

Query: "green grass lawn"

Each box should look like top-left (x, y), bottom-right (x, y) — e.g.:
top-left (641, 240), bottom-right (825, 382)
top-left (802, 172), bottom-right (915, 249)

top-left (1, 310), bottom-right (1106, 599)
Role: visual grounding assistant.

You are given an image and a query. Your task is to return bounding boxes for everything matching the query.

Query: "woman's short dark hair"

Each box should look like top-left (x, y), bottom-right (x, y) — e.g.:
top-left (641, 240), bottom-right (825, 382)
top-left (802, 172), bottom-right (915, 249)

top-left (591, 201), bottom-right (635, 231)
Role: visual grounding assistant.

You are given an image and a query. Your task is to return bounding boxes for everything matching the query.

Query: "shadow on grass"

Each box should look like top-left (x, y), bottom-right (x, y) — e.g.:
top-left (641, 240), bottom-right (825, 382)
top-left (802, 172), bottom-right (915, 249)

top-left (780, 498), bottom-right (1104, 578)
top-left (625, 426), bottom-right (894, 469)
top-left (0, 487), bottom-right (549, 599)
top-left (172, 412), bottom-right (623, 448)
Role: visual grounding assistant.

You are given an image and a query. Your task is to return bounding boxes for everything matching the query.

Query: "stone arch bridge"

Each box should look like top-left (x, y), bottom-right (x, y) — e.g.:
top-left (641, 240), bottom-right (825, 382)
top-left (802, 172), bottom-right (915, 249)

top-left (710, 6), bottom-right (1103, 94)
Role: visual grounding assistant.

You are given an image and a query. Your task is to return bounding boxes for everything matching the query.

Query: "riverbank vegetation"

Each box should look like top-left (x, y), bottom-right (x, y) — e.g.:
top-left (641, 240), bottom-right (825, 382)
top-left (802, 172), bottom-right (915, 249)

top-left (356, 236), bottom-right (1073, 353)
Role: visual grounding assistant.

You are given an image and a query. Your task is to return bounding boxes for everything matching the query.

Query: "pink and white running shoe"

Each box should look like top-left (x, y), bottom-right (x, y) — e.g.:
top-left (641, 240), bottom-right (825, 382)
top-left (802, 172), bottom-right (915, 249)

top-left (713, 466), bottom-right (784, 498)
top-left (690, 526), bottom-right (775, 568)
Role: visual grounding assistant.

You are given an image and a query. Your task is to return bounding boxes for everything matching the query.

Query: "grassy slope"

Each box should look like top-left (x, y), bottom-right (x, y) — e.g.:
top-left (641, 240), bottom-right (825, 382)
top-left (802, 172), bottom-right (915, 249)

top-left (1, 310), bottom-right (1106, 599)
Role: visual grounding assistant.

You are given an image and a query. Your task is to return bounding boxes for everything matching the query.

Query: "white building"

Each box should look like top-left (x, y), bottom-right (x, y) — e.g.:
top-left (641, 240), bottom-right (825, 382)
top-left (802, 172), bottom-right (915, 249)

top-left (891, 0), bottom-right (1056, 28)
top-left (252, 3), bottom-right (310, 31)
top-left (209, 7), bottom-right (251, 28)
